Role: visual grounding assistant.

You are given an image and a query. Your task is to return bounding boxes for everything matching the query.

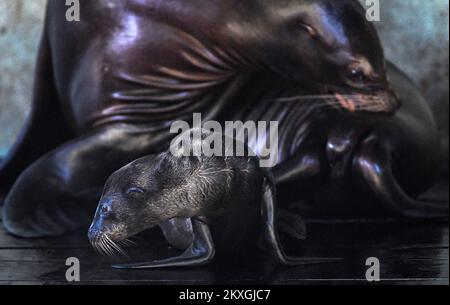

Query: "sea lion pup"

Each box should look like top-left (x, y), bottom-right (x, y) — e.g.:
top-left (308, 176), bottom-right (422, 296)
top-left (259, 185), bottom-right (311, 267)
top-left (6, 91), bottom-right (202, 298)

top-left (88, 129), bottom-right (335, 269)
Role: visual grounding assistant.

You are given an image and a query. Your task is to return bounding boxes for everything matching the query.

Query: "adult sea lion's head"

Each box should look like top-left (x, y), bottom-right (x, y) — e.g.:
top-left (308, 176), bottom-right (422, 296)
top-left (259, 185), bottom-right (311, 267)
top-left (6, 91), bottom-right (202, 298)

top-left (255, 0), bottom-right (398, 113)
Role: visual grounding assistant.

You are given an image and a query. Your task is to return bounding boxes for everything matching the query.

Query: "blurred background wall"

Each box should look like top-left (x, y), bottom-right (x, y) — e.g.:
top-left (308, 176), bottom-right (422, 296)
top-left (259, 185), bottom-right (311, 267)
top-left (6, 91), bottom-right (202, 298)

top-left (0, 0), bottom-right (47, 157)
top-left (0, 0), bottom-right (449, 166)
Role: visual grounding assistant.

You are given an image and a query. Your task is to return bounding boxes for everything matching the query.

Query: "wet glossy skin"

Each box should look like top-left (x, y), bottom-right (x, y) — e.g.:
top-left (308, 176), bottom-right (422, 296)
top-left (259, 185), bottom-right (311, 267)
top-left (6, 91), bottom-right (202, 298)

top-left (45, 0), bottom-right (395, 131)
top-left (48, 0), bottom-right (236, 130)
top-left (0, 0), bottom-right (446, 238)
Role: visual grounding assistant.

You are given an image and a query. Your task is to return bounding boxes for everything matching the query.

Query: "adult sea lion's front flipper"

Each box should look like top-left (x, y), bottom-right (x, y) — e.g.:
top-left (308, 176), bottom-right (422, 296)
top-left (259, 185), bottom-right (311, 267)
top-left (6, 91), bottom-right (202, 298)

top-left (262, 178), bottom-right (341, 266)
top-left (112, 219), bottom-right (215, 269)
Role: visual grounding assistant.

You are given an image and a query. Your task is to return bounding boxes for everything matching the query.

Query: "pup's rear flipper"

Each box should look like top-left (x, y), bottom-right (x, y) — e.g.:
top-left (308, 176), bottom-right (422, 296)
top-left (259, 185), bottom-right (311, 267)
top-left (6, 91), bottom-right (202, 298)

top-left (112, 219), bottom-right (215, 269)
top-left (277, 209), bottom-right (307, 240)
top-left (262, 179), bottom-right (341, 266)
top-left (353, 135), bottom-right (449, 219)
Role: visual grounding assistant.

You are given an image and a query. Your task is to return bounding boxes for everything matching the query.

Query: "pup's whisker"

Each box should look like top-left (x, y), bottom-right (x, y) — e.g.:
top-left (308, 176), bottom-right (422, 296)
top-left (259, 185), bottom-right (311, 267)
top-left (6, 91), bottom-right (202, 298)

top-left (105, 235), bottom-right (129, 258)
top-left (119, 238), bottom-right (138, 247)
top-left (101, 236), bottom-right (115, 257)
top-left (96, 237), bottom-right (106, 256)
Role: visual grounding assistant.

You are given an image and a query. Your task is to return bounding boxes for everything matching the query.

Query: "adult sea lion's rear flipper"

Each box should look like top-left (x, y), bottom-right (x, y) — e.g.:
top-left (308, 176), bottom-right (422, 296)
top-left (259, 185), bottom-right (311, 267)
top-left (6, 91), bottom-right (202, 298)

top-left (353, 135), bottom-right (449, 219)
top-left (262, 178), bottom-right (341, 266)
top-left (112, 219), bottom-right (215, 269)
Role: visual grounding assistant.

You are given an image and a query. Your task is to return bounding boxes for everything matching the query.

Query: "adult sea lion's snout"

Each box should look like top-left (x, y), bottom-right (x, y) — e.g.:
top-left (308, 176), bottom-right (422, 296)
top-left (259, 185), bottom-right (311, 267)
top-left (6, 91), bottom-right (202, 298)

top-left (332, 58), bottom-right (399, 113)
top-left (329, 83), bottom-right (399, 114)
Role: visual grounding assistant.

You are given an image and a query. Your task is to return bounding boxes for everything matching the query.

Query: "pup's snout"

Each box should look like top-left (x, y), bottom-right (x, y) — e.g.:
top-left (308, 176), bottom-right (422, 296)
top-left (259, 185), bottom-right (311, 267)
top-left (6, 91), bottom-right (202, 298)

top-left (88, 219), bottom-right (109, 243)
top-left (88, 227), bottom-right (103, 243)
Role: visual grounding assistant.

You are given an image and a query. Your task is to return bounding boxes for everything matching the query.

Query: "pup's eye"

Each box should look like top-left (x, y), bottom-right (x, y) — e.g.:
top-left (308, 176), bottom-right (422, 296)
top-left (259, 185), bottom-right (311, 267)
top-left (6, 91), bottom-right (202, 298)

top-left (100, 204), bottom-right (110, 214)
top-left (299, 22), bottom-right (317, 37)
top-left (126, 187), bottom-right (145, 195)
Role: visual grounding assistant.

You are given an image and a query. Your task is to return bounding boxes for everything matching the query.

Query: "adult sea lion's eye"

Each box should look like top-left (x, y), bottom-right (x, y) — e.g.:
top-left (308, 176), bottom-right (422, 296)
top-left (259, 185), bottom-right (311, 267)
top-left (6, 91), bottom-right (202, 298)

top-left (348, 68), bottom-right (366, 83)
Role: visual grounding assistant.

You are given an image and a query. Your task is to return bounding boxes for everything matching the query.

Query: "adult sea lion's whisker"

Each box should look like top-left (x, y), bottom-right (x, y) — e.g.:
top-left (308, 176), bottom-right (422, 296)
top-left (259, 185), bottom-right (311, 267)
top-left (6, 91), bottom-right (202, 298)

top-left (273, 96), bottom-right (387, 112)
top-left (272, 94), bottom-right (375, 103)
top-left (306, 97), bottom-right (391, 112)
top-left (273, 94), bottom-right (338, 102)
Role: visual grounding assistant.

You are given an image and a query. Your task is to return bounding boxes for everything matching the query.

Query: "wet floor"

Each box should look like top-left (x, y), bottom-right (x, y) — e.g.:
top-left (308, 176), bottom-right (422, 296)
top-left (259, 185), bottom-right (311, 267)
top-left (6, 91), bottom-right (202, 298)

top-left (0, 179), bottom-right (448, 285)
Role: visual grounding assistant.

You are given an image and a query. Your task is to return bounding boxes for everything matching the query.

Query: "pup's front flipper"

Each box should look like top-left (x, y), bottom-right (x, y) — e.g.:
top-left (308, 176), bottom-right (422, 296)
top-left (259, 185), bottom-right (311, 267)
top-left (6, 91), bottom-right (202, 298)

top-left (262, 178), bottom-right (341, 266)
top-left (112, 219), bottom-right (215, 269)
top-left (159, 217), bottom-right (194, 250)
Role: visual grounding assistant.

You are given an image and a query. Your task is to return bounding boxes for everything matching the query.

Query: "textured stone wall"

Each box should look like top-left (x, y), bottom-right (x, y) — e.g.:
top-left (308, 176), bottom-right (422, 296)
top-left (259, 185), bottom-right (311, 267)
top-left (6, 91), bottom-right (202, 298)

top-left (0, 0), bottom-right (449, 164)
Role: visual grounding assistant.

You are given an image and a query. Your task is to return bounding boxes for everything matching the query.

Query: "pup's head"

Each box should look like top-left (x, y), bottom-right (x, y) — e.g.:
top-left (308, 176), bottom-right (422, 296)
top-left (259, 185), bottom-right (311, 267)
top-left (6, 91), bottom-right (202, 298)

top-left (88, 152), bottom-right (210, 253)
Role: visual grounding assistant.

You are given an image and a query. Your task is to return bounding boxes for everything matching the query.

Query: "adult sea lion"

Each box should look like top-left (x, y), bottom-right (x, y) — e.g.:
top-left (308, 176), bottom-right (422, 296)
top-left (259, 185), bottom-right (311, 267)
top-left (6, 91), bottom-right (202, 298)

top-left (0, 0), bottom-right (446, 238)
